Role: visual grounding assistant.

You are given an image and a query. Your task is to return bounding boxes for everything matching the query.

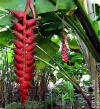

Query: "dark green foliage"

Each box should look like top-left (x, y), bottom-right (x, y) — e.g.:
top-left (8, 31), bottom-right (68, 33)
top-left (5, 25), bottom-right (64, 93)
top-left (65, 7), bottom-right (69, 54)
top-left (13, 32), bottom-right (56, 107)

top-left (55, 51), bottom-right (89, 80)
top-left (0, 30), bottom-right (13, 47)
top-left (4, 101), bottom-right (44, 109)
top-left (0, 0), bottom-right (98, 108)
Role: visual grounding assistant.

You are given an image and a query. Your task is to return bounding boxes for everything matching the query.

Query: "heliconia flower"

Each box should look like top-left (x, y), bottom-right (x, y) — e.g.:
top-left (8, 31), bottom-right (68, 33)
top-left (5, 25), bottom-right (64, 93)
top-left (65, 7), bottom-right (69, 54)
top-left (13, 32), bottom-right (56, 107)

top-left (20, 81), bottom-right (32, 89)
top-left (24, 43), bottom-right (36, 52)
top-left (8, 0), bottom-right (39, 106)
top-left (25, 65), bottom-right (35, 73)
top-left (31, 33), bottom-right (37, 38)
top-left (21, 89), bottom-right (28, 95)
top-left (24, 59), bottom-right (34, 65)
top-left (11, 20), bottom-right (25, 31)
top-left (16, 77), bottom-right (24, 83)
top-left (12, 30), bottom-right (25, 40)
top-left (25, 35), bottom-right (35, 44)
top-left (21, 94), bottom-right (28, 100)
top-left (21, 100), bottom-right (27, 106)
top-left (14, 62), bottom-right (24, 70)
top-left (61, 34), bottom-right (68, 63)
top-left (13, 48), bottom-right (24, 55)
top-left (24, 73), bottom-right (35, 81)
top-left (14, 54), bottom-right (24, 62)
top-left (24, 53), bottom-right (33, 60)
top-left (14, 70), bottom-right (24, 77)
top-left (13, 40), bottom-right (25, 49)
top-left (7, 9), bottom-right (24, 20)
top-left (25, 26), bottom-right (36, 36)
top-left (25, 18), bottom-right (41, 26)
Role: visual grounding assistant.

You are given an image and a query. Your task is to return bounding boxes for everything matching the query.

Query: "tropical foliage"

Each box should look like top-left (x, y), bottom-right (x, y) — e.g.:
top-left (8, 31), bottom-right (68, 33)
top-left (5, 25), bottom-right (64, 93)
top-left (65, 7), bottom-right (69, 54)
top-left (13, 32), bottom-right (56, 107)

top-left (0, 0), bottom-right (100, 108)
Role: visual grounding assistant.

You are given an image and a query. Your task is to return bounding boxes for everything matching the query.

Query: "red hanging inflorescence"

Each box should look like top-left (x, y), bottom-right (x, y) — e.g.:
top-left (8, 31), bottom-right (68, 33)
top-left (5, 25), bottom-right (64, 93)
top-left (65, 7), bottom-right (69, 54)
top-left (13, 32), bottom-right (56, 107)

top-left (7, 0), bottom-right (39, 105)
top-left (61, 33), bottom-right (68, 63)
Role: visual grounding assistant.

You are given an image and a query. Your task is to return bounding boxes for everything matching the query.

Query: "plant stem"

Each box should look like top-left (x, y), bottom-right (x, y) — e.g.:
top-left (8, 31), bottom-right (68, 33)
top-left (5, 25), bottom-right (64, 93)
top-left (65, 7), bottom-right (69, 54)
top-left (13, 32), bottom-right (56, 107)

top-left (74, 0), bottom-right (100, 62)
top-left (29, 0), bottom-right (36, 19)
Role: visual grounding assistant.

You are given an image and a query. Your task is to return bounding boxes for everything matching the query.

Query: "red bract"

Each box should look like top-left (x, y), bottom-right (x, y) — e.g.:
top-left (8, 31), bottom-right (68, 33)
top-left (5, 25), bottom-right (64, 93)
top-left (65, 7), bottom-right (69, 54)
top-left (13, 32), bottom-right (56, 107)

top-left (14, 70), bottom-right (24, 77)
top-left (16, 77), bottom-right (25, 83)
top-left (8, 0), bottom-right (38, 105)
top-left (14, 62), bottom-right (24, 70)
top-left (13, 40), bottom-right (25, 49)
top-left (6, 9), bottom-right (24, 20)
top-left (24, 59), bottom-right (34, 65)
top-left (25, 18), bottom-right (40, 27)
top-left (14, 54), bottom-right (24, 62)
top-left (25, 36), bottom-right (35, 44)
top-left (24, 73), bottom-right (35, 81)
top-left (13, 48), bottom-right (24, 55)
top-left (25, 65), bottom-right (35, 73)
top-left (24, 43), bottom-right (36, 51)
top-left (61, 34), bottom-right (68, 63)
top-left (12, 30), bottom-right (25, 40)
top-left (25, 26), bottom-right (36, 35)
top-left (11, 20), bottom-right (25, 31)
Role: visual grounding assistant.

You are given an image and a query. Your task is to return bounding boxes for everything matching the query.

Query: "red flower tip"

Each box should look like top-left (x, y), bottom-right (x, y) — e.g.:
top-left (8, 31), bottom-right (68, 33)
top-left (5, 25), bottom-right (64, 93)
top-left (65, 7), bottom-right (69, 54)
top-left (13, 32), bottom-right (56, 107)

top-left (11, 20), bottom-right (25, 31)
top-left (12, 30), bottom-right (25, 40)
top-left (25, 18), bottom-right (41, 27)
top-left (21, 99), bottom-right (27, 106)
top-left (7, 9), bottom-right (24, 20)
top-left (13, 40), bottom-right (25, 49)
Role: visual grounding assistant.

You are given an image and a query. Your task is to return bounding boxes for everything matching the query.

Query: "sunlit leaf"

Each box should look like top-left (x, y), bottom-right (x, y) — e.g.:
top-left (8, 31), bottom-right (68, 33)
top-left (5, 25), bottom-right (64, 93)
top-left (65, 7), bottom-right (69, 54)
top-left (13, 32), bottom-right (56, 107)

top-left (35, 37), bottom-right (59, 70)
top-left (35, 0), bottom-right (56, 14)
top-left (56, 0), bottom-right (76, 11)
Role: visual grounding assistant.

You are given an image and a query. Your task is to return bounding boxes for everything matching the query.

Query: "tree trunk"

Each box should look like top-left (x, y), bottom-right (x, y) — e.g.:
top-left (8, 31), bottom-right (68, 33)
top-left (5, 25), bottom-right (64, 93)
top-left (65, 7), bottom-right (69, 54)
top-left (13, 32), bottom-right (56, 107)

top-left (76, 0), bottom-right (100, 108)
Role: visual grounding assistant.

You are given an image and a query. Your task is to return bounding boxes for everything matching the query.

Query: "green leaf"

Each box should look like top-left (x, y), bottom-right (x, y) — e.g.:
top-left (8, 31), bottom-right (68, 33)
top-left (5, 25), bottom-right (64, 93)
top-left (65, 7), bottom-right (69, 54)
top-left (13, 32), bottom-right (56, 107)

top-left (35, 0), bottom-right (56, 14)
top-left (5, 102), bottom-right (22, 109)
top-left (63, 81), bottom-right (74, 102)
top-left (69, 38), bottom-right (80, 50)
top-left (95, 4), bottom-right (100, 16)
top-left (51, 76), bottom-right (56, 83)
top-left (0, 0), bottom-right (27, 11)
top-left (0, 14), bottom-right (14, 26)
top-left (56, 0), bottom-right (76, 11)
top-left (92, 20), bottom-right (99, 36)
top-left (57, 73), bottom-right (63, 79)
top-left (0, 30), bottom-right (13, 47)
top-left (0, 6), bottom-right (8, 15)
top-left (75, 62), bottom-right (80, 69)
top-left (35, 37), bottom-right (59, 70)
top-left (51, 36), bottom-right (60, 45)
top-left (7, 47), bottom-right (14, 63)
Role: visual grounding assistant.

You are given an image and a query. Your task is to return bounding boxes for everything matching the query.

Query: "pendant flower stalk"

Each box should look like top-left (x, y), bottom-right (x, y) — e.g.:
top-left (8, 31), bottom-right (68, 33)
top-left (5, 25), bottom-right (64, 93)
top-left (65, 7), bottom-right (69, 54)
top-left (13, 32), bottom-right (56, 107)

top-left (7, 0), bottom-right (39, 105)
top-left (61, 26), bottom-right (68, 63)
